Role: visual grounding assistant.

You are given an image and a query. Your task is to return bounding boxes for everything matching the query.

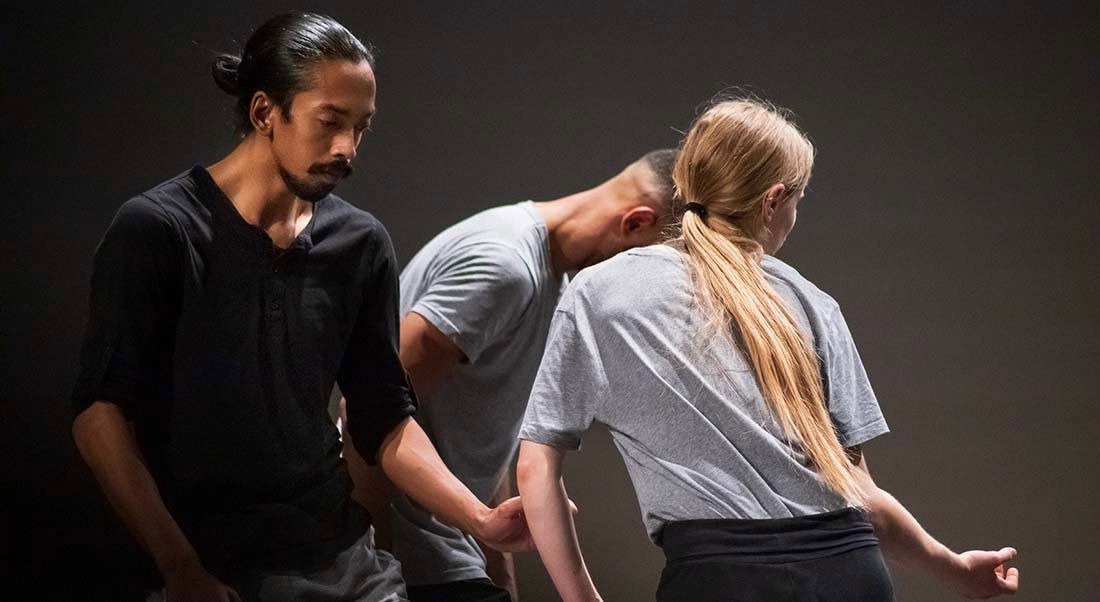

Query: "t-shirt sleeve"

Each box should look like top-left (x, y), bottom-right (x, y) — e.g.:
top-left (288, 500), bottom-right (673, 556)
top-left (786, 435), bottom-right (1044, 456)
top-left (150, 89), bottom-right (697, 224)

top-left (519, 300), bottom-right (607, 451)
top-left (71, 196), bottom-right (181, 419)
top-left (821, 305), bottom-right (889, 447)
top-left (339, 225), bottom-right (418, 464)
top-left (408, 243), bottom-right (536, 364)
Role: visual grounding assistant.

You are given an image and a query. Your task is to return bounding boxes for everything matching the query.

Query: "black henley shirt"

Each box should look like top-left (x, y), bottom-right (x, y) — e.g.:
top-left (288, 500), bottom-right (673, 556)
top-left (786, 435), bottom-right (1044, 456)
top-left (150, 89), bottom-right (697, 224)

top-left (72, 166), bottom-right (417, 578)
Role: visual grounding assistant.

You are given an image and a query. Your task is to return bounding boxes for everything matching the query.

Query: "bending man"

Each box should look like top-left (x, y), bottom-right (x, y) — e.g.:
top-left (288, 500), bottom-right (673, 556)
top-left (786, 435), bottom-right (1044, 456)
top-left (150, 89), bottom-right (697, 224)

top-left (343, 149), bottom-right (678, 601)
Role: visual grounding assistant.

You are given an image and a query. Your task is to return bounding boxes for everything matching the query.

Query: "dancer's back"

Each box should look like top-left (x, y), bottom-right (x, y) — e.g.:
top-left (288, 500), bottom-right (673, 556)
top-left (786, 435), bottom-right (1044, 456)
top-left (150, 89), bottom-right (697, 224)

top-left (521, 243), bottom-right (888, 542)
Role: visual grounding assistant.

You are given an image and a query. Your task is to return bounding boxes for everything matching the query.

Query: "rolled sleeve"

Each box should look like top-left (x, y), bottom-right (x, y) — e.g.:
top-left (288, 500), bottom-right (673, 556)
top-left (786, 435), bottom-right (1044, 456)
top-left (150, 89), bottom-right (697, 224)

top-left (339, 226), bottom-right (418, 464)
top-left (407, 243), bottom-right (535, 364)
top-left (71, 196), bottom-right (181, 419)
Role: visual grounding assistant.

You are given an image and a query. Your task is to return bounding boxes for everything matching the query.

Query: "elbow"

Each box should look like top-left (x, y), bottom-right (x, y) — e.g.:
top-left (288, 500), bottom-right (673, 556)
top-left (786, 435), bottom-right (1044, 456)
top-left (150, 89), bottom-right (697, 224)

top-left (515, 456), bottom-right (536, 490)
top-left (71, 405), bottom-right (101, 460)
top-left (71, 419), bottom-right (88, 460)
top-left (515, 442), bottom-right (550, 492)
top-left (861, 485), bottom-right (893, 534)
top-left (376, 416), bottom-right (414, 476)
top-left (71, 401), bottom-right (126, 463)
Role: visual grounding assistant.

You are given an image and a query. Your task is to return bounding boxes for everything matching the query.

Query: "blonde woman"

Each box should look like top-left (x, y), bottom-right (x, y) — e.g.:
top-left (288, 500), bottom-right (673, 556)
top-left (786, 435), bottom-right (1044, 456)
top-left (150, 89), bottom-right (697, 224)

top-left (516, 99), bottom-right (1020, 601)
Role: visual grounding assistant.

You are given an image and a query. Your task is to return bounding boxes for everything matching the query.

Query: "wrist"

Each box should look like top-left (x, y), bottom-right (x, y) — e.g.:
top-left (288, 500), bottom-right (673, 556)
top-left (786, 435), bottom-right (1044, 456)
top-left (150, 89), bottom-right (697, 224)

top-left (927, 544), bottom-right (965, 583)
top-left (158, 549), bottom-right (204, 582)
top-left (469, 503), bottom-right (493, 540)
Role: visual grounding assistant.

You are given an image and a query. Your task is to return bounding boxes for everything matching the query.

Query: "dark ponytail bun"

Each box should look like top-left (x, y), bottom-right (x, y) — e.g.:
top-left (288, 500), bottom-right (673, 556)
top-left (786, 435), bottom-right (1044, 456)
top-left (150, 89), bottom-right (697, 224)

top-left (211, 54), bottom-right (242, 95)
top-left (214, 12), bottom-right (374, 137)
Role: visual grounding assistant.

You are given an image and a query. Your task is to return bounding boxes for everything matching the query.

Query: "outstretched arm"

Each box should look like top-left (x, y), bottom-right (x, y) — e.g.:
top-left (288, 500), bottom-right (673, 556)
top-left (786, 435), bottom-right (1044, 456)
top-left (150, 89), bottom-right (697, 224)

top-left (853, 449), bottom-right (1019, 598)
top-left (516, 440), bottom-right (601, 602)
top-left (340, 397), bottom-right (396, 550)
top-left (73, 402), bottom-right (240, 602)
top-left (340, 310), bottom-right (468, 549)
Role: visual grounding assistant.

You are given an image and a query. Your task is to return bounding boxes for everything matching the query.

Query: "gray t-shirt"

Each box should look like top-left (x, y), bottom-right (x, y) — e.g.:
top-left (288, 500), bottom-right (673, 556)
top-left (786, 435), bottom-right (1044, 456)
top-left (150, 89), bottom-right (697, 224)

top-left (519, 245), bottom-right (888, 543)
top-left (393, 201), bottom-right (565, 585)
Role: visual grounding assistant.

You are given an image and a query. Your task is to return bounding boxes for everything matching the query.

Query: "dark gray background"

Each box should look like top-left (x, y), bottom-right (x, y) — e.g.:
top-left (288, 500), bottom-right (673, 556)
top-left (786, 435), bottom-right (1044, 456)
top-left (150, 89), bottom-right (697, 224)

top-left (2, 2), bottom-right (1096, 600)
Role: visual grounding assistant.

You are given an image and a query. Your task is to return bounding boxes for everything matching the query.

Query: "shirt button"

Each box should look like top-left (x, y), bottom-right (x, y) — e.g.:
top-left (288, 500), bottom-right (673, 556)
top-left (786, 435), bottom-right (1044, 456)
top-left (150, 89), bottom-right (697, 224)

top-left (271, 302), bottom-right (281, 311)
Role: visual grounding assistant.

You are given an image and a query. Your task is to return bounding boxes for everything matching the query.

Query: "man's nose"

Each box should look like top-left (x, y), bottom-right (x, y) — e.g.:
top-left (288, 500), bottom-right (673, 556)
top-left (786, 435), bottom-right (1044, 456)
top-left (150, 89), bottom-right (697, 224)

top-left (332, 131), bottom-right (357, 161)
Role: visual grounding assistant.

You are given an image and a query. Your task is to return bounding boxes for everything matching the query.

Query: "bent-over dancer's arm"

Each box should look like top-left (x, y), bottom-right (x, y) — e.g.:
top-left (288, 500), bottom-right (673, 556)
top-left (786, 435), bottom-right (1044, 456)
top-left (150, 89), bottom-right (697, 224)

top-left (516, 440), bottom-right (601, 602)
top-left (852, 448), bottom-right (1019, 598)
top-left (73, 401), bottom-right (240, 602)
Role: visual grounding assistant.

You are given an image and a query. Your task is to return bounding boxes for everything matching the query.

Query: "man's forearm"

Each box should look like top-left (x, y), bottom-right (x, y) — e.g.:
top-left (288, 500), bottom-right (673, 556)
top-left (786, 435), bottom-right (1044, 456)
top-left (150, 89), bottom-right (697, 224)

top-left (378, 417), bottom-right (489, 535)
top-left (340, 398), bottom-right (395, 550)
top-left (483, 545), bottom-right (517, 599)
top-left (72, 401), bottom-right (202, 576)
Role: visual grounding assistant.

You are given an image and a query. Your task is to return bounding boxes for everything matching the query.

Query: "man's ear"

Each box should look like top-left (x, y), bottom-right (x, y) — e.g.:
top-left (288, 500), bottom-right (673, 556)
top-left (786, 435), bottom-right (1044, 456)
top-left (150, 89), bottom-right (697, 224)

top-left (622, 206), bottom-right (659, 234)
top-left (249, 91), bottom-right (276, 137)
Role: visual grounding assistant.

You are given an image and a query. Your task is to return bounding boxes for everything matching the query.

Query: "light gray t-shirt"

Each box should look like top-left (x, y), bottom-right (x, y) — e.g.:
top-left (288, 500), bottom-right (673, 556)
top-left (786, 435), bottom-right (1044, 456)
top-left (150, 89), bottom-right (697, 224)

top-left (519, 244), bottom-right (888, 543)
top-left (392, 201), bottom-right (565, 585)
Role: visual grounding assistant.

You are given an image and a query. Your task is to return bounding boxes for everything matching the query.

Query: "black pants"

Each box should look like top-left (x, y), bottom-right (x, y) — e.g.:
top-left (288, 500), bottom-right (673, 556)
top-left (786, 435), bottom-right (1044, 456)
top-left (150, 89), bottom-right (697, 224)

top-left (657, 508), bottom-right (894, 601)
top-left (407, 578), bottom-right (511, 602)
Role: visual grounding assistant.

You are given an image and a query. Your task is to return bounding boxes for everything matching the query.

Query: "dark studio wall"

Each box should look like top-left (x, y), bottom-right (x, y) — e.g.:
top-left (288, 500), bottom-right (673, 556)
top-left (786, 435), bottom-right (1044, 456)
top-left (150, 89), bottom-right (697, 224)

top-left (2, 2), bottom-right (1097, 600)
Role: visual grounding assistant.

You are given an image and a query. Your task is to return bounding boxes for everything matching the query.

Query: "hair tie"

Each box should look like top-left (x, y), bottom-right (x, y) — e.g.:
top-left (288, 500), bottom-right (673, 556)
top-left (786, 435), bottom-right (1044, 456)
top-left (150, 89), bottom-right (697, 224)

top-left (684, 202), bottom-right (708, 218)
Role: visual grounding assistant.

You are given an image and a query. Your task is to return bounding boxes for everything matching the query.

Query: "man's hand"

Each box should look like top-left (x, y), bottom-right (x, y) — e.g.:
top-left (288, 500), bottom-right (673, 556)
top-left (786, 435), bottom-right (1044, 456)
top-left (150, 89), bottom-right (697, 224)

top-left (475, 496), bottom-right (535, 552)
top-left (73, 402), bottom-right (229, 601)
top-left (946, 547), bottom-right (1020, 598)
top-left (162, 559), bottom-right (241, 602)
top-left (475, 495), bottom-right (580, 554)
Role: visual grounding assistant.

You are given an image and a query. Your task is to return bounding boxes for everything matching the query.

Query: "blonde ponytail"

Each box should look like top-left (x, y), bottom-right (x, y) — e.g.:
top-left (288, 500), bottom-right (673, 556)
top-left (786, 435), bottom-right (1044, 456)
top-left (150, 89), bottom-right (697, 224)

top-left (675, 99), bottom-right (868, 506)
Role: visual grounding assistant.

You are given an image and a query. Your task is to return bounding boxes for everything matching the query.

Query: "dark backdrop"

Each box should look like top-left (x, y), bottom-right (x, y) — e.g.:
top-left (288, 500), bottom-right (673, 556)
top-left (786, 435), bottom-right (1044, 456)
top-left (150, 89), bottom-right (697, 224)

top-left (3, 2), bottom-right (1096, 600)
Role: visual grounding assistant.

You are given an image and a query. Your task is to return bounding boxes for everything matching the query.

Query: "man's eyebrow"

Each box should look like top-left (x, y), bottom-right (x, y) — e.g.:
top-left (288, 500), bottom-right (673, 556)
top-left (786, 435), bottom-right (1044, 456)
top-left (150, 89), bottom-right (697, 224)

top-left (318, 103), bottom-right (375, 122)
top-left (317, 103), bottom-right (349, 115)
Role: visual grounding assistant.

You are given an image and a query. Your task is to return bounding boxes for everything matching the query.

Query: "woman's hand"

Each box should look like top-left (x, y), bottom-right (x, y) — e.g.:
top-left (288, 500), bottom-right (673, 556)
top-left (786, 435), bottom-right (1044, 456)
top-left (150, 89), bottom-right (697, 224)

top-left (944, 547), bottom-right (1020, 598)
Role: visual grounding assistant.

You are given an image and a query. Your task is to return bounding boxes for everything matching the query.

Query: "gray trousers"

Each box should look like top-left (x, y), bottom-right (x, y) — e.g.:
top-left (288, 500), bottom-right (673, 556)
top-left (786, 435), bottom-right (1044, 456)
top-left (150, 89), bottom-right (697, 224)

top-left (147, 527), bottom-right (408, 602)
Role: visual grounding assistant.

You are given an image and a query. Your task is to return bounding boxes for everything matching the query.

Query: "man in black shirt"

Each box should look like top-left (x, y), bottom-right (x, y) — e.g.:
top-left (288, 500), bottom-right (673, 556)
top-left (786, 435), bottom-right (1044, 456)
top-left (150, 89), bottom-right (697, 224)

top-left (71, 12), bottom-right (530, 602)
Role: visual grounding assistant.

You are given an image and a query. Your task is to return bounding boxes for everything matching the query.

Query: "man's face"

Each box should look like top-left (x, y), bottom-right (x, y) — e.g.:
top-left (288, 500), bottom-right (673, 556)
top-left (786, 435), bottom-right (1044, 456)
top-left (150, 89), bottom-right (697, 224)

top-left (270, 59), bottom-right (377, 202)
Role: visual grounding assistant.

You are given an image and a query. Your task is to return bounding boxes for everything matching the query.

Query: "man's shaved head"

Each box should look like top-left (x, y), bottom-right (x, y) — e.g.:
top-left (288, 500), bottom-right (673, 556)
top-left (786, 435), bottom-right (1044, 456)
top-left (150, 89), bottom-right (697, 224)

top-left (639, 148), bottom-right (678, 207)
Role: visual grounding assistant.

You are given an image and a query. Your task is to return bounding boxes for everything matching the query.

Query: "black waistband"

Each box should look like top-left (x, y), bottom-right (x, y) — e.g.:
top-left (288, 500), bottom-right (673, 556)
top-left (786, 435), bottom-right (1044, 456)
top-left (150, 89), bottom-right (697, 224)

top-left (660, 507), bottom-right (879, 564)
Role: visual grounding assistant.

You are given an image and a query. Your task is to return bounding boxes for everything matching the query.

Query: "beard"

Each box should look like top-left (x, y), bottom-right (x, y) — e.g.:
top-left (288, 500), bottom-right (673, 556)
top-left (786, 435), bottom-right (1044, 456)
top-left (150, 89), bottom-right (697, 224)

top-left (276, 158), bottom-right (353, 203)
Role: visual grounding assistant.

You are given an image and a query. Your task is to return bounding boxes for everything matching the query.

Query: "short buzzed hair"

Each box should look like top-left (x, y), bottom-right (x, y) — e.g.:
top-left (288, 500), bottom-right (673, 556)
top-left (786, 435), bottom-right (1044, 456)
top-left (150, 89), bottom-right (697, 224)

top-left (640, 149), bottom-right (678, 205)
top-left (636, 148), bottom-right (681, 240)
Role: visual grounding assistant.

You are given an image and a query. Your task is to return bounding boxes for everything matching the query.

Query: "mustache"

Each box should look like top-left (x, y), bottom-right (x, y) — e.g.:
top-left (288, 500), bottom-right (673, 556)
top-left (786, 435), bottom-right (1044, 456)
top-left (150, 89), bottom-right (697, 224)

top-left (309, 161), bottom-right (353, 178)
